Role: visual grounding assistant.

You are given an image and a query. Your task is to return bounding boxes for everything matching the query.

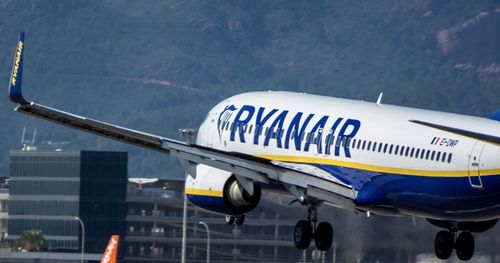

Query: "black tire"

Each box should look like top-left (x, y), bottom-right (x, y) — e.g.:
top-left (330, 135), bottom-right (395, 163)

top-left (315, 222), bottom-right (333, 251)
top-left (456, 232), bottom-right (474, 261)
top-left (294, 220), bottom-right (312, 249)
top-left (235, 215), bottom-right (245, 226)
top-left (225, 215), bottom-right (235, 225)
top-left (434, 230), bottom-right (453, 260)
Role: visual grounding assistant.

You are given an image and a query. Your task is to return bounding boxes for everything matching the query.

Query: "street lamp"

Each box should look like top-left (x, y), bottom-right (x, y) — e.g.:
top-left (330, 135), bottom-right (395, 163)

top-left (179, 128), bottom-right (196, 263)
top-left (74, 217), bottom-right (85, 263)
top-left (198, 221), bottom-right (210, 263)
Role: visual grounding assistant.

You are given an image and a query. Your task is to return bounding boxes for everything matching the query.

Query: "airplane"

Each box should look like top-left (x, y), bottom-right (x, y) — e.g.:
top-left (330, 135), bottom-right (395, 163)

top-left (100, 235), bottom-right (119, 263)
top-left (7, 32), bottom-right (500, 261)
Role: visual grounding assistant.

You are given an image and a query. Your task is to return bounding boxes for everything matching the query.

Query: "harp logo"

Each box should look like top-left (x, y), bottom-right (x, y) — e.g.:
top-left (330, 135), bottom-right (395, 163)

top-left (11, 40), bottom-right (23, 86)
top-left (217, 105), bottom-right (237, 140)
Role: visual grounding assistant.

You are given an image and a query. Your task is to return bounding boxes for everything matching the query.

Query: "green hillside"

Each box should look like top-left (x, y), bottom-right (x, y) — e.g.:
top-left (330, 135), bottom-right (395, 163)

top-left (0, 0), bottom-right (498, 177)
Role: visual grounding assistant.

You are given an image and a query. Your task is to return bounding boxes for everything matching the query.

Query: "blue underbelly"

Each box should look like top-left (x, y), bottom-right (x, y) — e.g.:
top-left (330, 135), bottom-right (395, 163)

top-left (315, 164), bottom-right (500, 220)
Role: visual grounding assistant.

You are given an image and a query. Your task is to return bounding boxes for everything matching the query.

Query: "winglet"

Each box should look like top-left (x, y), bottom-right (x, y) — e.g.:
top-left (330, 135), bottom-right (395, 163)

top-left (100, 235), bottom-right (119, 263)
top-left (9, 32), bottom-right (28, 105)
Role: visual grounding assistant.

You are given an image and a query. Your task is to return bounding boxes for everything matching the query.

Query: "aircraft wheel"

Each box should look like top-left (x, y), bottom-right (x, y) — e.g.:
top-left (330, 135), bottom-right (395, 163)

top-left (294, 220), bottom-right (312, 249)
top-left (314, 222), bottom-right (333, 251)
top-left (225, 215), bottom-right (235, 225)
top-left (235, 215), bottom-right (245, 226)
top-left (434, 230), bottom-right (453, 260)
top-left (456, 232), bottom-right (474, 261)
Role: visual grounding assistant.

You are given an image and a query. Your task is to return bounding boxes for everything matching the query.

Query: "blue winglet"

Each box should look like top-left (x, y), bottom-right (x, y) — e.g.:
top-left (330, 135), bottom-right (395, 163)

top-left (9, 32), bottom-right (28, 105)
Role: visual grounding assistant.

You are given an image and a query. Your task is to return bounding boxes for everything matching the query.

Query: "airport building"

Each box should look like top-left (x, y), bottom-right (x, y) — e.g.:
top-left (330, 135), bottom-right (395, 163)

top-left (8, 150), bottom-right (127, 254)
top-left (0, 177), bottom-right (8, 241)
top-left (124, 179), bottom-right (321, 263)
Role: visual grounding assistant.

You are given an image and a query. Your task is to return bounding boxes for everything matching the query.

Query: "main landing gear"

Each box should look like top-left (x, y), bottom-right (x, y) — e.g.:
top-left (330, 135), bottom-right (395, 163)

top-left (434, 230), bottom-right (474, 261)
top-left (226, 214), bottom-right (245, 226)
top-left (294, 204), bottom-right (333, 251)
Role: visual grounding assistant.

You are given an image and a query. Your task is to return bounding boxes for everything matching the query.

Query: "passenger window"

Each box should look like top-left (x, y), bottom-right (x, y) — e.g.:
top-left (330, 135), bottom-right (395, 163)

top-left (436, 151), bottom-right (441, 162)
top-left (335, 136), bottom-right (342, 147)
top-left (352, 139), bottom-right (357, 148)
top-left (249, 125), bottom-right (253, 134)
top-left (367, 141), bottom-right (371, 151)
top-left (362, 140), bottom-right (366, 150)
top-left (395, 145), bottom-right (399, 155)
top-left (383, 143), bottom-right (388, 153)
top-left (346, 137), bottom-right (352, 148)
top-left (389, 144), bottom-right (393, 154)
top-left (442, 152), bottom-right (447, 162)
top-left (378, 143), bottom-right (383, 152)
top-left (431, 150), bottom-right (436, 160)
top-left (405, 147), bottom-right (410, 157)
top-left (420, 149), bottom-right (425, 159)
top-left (372, 142), bottom-right (377, 151)
top-left (410, 147), bottom-right (414, 157)
top-left (447, 153), bottom-right (453, 163)
top-left (425, 150), bottom-right (430, 160)
top-left (230, 122), bottom-right (236, 131)
top-left (265, 127), bottom-right (269, 136)
top-left (400, 146), bottom-right (405, 156)
top-left (415, 148), bottom-right (420, 158)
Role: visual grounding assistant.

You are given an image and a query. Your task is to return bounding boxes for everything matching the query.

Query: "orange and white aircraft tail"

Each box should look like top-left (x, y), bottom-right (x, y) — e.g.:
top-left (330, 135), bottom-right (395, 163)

top-left (100, 235), bottom-right (119, 263)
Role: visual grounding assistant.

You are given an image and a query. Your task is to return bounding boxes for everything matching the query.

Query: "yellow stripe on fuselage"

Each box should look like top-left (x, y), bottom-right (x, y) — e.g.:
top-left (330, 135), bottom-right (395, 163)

top-left (256, 155), bottom-right (500, 177)
top-left (185, 188), bottom-right (223, 197)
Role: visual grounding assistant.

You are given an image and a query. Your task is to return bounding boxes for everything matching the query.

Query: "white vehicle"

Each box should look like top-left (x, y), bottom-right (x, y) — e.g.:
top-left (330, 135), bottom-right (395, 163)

top-left (8, 33), bottom-right (500, 261)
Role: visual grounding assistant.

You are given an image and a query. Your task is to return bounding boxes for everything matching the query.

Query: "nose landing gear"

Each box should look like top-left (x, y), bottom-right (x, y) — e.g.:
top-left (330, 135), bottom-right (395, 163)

top-left (293, 204), bottom-right (333, 251)
top-left (434, 230), bottom-right (474, 261)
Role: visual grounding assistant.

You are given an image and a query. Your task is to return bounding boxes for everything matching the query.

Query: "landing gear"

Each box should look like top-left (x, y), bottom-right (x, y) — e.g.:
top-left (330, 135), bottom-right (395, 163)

top-left (293, 204), bottom-right (333, 251)
top-left (225, 214), bottom-right (245, 225)
top-left (456, 232), bottom-right (474, 261)
top-left (434, 231), bottom-right (453, 260)
top-left (433, 230), bottom-right (474, 261)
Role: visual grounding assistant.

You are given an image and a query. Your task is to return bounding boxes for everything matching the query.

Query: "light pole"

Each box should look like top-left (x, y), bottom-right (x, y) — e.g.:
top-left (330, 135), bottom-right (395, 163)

top-left (74, 217), bottom-right (85, 263)
top-left (198, 221), bottom-right (210, 263)
top-left (179, 128), bottom-right (196, 263)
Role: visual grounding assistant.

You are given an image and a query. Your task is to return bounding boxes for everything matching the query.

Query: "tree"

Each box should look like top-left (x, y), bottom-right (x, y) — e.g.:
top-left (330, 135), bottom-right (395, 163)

top-left (16, 229), bottom-right (47, 252)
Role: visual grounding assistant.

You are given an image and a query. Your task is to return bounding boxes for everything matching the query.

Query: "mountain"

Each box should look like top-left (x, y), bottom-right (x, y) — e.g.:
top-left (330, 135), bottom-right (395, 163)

top-left (0, 0), bottom-right (498, 177)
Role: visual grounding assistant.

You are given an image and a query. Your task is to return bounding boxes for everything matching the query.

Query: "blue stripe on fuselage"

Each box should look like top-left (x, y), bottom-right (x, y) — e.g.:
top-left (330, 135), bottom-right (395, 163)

top-left (311, 164), bottom-right (500, 220)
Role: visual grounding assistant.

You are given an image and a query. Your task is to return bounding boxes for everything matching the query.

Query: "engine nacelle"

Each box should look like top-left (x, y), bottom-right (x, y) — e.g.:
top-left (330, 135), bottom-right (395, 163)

top-left (185, 164), bottom-right (261, 215)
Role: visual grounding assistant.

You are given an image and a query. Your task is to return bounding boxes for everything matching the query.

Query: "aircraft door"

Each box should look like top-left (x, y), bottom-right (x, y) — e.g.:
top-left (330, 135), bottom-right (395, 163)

top-left (468, 141), bottom-right (486, 189)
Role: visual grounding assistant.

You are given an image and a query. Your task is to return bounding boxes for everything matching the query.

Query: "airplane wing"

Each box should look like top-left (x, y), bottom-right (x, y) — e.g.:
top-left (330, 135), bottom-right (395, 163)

top-left (8, 33), bottom-right (357, 210)
top-left (410, 120), bottom-right (500, 146)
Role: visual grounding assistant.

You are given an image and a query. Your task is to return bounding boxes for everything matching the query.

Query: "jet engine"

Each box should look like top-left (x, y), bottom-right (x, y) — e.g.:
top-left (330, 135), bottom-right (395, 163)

top-left (185, 164), bottom-right (261, 215)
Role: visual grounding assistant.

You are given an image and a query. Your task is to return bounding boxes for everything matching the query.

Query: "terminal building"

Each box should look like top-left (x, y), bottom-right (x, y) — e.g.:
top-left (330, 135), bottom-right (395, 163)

top-left (8, 150), bottom-right (127, 255)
